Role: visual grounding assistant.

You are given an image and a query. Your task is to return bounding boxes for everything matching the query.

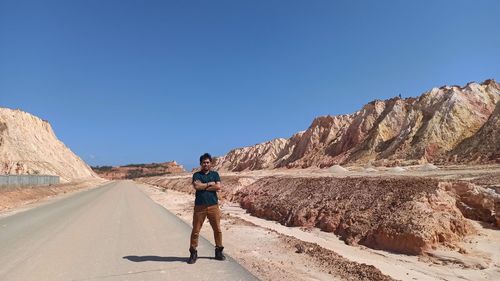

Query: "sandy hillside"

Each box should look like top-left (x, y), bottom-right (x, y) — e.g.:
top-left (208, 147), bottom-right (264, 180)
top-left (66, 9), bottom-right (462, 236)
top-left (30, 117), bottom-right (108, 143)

top-left (0, 108), bottom-right (97, 182)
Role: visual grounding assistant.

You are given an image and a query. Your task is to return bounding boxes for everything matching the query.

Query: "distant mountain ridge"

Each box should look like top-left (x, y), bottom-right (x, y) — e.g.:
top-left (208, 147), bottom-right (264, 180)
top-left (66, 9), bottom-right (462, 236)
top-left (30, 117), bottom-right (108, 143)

top-left (0, 108), bottom-right (97, 182)
top-left (92, 162), bottom-right (186, 180)
top-left (215, 79), bottom-right (500, 171)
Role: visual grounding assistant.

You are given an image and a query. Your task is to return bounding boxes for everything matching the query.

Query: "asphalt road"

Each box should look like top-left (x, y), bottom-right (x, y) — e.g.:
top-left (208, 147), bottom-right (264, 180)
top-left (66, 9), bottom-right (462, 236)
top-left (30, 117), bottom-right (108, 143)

top-left (0, 181), bottom-right (258, 281)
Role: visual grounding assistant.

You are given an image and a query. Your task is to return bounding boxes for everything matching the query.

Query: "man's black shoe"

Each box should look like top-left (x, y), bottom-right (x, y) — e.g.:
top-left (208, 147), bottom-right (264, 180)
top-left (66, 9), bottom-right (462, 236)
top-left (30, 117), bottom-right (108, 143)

top-left (215, 246), bottom-right (226, 261)
top-left (187, 248), bottom-right (198, 264)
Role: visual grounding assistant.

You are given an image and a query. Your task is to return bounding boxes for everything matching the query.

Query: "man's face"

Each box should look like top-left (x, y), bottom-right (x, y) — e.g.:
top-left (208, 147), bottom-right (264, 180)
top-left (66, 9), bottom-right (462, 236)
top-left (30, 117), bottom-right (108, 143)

top-left (201, 159), bottom-right (211, 172)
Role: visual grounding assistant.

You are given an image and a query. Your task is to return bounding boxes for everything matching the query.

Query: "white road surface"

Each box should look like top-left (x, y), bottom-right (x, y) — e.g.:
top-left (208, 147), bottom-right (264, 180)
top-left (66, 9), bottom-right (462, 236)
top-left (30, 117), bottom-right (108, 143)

top-left (0, 181), bottom-right (258, 281)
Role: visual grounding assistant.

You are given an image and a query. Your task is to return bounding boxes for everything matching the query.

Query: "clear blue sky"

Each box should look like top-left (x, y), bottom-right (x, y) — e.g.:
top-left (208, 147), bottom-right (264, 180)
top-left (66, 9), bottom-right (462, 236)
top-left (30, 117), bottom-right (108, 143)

top-left (1, 0), bottom-right (499, 170)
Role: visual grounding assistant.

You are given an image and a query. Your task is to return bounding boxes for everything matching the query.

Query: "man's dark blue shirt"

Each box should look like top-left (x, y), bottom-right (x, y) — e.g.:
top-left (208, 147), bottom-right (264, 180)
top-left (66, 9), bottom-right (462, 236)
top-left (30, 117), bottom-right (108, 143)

top-left (192, 170), bottom-right (220, 206)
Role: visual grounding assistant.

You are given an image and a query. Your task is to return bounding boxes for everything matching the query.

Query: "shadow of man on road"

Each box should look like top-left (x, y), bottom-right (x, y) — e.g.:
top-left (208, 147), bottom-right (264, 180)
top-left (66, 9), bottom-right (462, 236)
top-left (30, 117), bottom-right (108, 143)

top-left (123, 255), bottom-right (214, 263)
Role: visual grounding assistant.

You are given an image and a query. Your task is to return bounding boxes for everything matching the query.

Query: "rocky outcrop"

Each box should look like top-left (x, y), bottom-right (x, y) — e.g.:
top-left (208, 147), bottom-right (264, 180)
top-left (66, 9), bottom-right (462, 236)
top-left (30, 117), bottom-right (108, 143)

top-left (214, 80), bottom-right (500, 171)
top-left (448, 97), bottom-right (500, 163)
top-left (215, 138), bottom-right (294, 171)
top-left (234, 177), bottom-right (475, 255)
top-left (278, 115), bottom-right (354, 168)
top-left (93, 162), bottom-right (186, 180)
top-left (0, 108), bottom-right (97, 182)
top-left (439, 181), bottom-right (500, 227)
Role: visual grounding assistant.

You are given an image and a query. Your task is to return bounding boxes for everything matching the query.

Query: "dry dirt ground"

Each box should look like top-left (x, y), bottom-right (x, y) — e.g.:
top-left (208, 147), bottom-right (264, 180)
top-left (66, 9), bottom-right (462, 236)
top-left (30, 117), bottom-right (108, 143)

top-left (138, 184), bottom-right (393, 281)
top-left (137, 164), bottom-right (500, 281)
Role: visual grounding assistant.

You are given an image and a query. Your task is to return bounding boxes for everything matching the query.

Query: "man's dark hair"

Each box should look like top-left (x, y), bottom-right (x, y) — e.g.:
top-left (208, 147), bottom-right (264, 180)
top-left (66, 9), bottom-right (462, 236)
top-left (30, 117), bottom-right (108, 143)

top-left (200, 153), bottom-right (212, 164)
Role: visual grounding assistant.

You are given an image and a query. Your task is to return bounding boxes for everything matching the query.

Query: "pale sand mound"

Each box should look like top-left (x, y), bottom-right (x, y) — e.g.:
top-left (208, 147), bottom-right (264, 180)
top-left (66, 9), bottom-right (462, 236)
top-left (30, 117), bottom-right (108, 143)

top-left (417, 163), bottom-right (439, 171)
top-left (364, 167), bottom-right (378, 173)
top-left (388, 166), bottom-right (406, 172)
top-left (327, 165), bottom-right (348, 173)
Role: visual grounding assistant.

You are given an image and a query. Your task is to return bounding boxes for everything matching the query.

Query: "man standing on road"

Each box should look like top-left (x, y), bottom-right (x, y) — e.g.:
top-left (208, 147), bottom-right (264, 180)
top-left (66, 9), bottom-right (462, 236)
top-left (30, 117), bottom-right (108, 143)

top-left (188, 153), bottom-right (226, 264)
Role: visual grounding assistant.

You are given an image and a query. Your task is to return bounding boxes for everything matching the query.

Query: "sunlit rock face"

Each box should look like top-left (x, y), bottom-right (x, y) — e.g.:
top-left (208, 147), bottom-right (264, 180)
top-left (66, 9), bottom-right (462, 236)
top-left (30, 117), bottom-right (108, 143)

top-left (0, 108), bottom-right (97, 182)
top-left (214, 80), bottom-right (500, 171)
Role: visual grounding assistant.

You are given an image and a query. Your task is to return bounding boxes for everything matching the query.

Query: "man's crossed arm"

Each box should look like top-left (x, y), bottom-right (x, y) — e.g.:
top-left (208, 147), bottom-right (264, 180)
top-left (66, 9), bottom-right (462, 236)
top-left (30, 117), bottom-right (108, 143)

top-left (193, 180), bottom-right (221, 191)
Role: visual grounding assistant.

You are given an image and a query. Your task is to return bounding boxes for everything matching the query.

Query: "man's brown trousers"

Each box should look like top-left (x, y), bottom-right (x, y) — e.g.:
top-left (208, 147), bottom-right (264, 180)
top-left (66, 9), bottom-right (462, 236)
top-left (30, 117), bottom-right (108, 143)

top-left (190, 204), bottom-right (222, 249)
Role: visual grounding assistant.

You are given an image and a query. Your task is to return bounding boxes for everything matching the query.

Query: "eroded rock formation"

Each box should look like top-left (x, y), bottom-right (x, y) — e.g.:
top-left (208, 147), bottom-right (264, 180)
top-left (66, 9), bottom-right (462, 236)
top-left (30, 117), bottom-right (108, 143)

top-left (215, 80), bottom-right (500, 171)
top-left (448, 99), bottom-right (500, 163)
top-left (234, 177), bottom-right (475, 255)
